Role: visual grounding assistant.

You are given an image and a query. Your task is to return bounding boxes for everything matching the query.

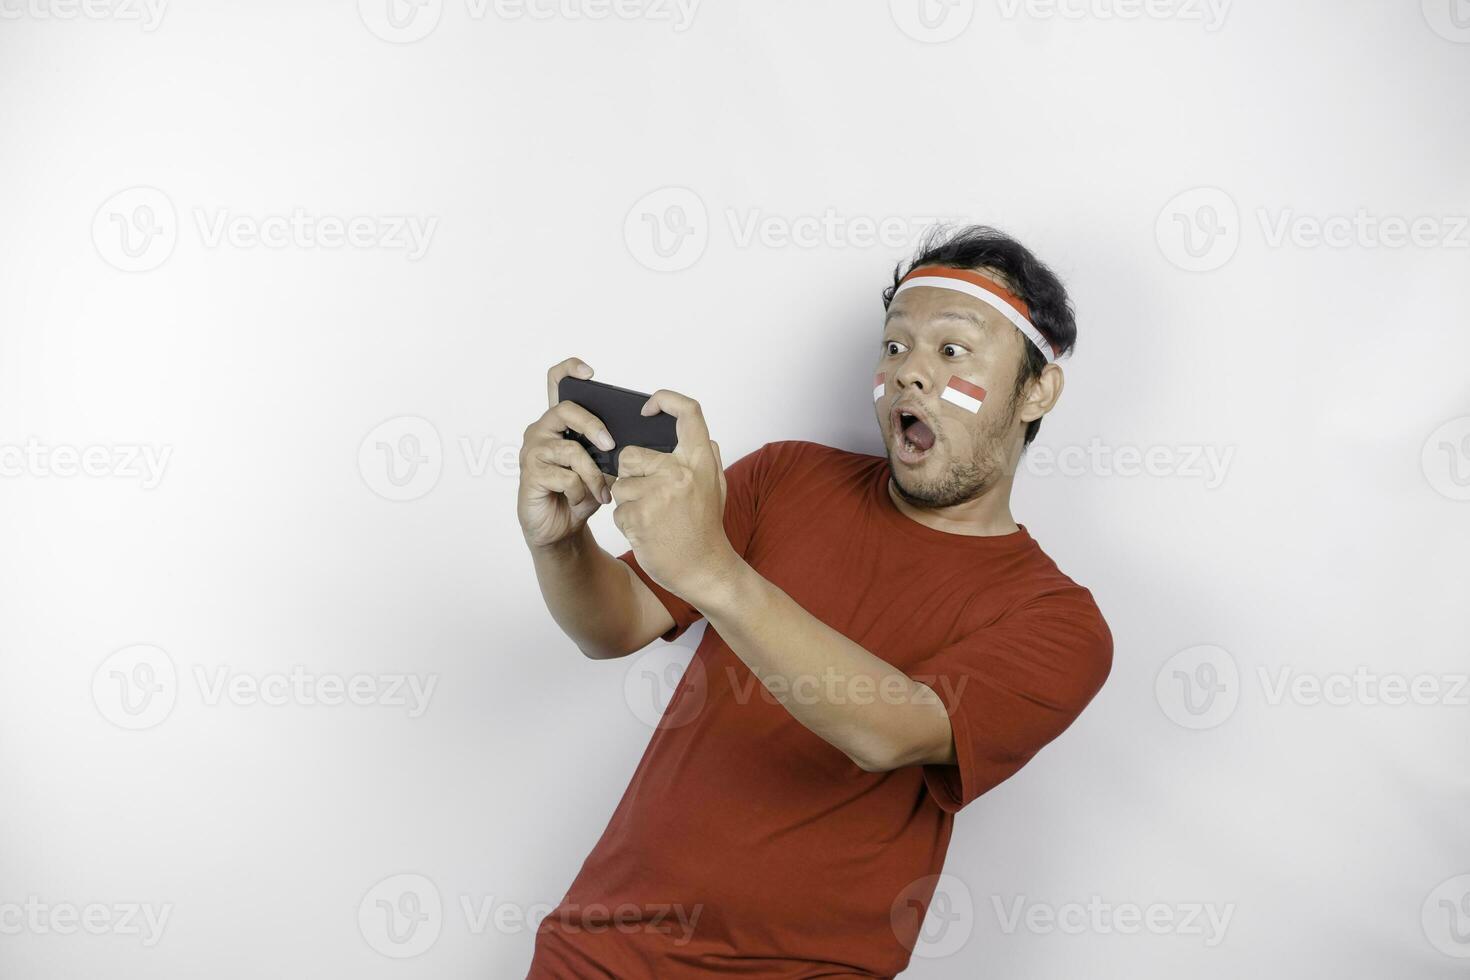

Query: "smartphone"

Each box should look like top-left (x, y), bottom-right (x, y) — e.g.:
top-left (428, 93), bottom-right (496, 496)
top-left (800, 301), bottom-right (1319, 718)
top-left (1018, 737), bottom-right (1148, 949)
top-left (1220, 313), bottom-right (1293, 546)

top-left (557, 376), bottom-right (678, 476)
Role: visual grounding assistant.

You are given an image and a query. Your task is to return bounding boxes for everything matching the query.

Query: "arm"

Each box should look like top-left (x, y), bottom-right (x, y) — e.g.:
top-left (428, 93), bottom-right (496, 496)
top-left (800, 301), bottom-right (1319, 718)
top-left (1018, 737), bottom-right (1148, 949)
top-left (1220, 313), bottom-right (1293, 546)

top-left (518, 357), bottom-right (675, 660)
top-left (610, 390), bottom-right (954, 772)
top-left (528, 524), bottom-right (674, 660)
top-left (692, 557), bottom-right (955, 772)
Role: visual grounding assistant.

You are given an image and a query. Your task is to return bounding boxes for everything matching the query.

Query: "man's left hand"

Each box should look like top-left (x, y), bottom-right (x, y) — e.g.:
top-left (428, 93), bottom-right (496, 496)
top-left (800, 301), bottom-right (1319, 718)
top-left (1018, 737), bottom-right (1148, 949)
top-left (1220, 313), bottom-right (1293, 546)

top-left (611, 389), bottom-right (736, 604)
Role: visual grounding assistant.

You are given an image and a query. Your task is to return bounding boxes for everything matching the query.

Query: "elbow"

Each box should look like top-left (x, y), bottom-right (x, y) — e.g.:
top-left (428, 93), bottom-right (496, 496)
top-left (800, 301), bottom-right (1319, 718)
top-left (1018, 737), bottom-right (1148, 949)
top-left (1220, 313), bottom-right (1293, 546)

top-left (575, 640), bottom-right (633, 661)
top-left (848, 753), bottom-right (895, 774)
top-left (844, 724), bottom-right (954, 774)
top-left (573, 628), bottom-right (649, 661)
top-left (844, 739), bottom-right (906, 774)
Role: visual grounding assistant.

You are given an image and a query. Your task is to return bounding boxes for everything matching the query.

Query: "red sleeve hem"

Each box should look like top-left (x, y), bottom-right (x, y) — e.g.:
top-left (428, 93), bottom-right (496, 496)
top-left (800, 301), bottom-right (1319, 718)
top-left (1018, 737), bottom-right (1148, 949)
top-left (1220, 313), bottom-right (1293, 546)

top-left (617, 549), bottom-right (701, 643)
top-left (921, 676), bottom-right (974, 814)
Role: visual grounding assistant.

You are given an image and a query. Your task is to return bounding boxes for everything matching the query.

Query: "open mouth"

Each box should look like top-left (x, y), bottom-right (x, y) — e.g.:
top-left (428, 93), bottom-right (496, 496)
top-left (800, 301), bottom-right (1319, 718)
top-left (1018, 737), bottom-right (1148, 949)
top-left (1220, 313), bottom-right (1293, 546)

top-left (893, 407), bottom-right (937, 465)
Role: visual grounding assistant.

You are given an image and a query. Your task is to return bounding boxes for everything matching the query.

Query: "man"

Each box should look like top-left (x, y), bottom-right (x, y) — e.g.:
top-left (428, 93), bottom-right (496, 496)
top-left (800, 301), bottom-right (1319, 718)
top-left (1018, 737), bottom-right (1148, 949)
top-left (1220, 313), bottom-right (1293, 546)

top-left (519, 226), bottom-right (1112, 978)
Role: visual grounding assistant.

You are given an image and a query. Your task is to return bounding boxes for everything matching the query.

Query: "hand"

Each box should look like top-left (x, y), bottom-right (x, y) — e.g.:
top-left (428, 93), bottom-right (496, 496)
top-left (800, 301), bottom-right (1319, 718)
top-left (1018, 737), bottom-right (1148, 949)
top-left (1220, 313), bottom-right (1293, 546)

top-left (517, 357), bottom-right (617, 550)
top-left (610, 389), bottom-right (737, 605)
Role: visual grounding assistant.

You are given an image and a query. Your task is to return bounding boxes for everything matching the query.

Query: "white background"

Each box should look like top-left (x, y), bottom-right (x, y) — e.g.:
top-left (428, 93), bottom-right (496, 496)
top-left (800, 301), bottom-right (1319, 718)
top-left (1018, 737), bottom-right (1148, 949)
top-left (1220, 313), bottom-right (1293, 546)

top-left (1, 1), bottom-right (1468, 977)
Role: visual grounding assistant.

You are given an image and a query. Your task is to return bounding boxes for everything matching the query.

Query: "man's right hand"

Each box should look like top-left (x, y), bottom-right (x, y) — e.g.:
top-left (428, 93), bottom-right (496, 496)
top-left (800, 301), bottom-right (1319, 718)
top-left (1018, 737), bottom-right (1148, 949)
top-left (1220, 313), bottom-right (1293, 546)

top-left (518, 357), bottom-right (618, 550)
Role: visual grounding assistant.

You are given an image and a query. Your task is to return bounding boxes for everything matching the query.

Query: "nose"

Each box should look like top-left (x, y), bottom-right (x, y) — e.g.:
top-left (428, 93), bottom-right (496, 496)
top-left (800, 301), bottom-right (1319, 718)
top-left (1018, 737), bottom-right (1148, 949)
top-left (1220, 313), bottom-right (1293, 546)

top-left (895, 353), bottom-right (934, 393)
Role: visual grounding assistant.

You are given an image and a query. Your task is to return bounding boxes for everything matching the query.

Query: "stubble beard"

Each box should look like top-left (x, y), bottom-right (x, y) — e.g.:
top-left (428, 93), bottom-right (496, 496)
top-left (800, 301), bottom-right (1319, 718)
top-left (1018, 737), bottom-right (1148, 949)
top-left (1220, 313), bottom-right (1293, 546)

top-left (890, 396), bottom-right (1018, 509)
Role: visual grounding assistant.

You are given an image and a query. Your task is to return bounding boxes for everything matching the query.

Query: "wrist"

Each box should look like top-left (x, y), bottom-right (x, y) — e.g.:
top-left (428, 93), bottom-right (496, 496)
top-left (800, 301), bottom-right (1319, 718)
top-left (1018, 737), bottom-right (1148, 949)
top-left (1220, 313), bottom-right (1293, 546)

top-left (683, 545), bottom-right (751, 615)
top-left (527, 523), bottom-right (591, 563)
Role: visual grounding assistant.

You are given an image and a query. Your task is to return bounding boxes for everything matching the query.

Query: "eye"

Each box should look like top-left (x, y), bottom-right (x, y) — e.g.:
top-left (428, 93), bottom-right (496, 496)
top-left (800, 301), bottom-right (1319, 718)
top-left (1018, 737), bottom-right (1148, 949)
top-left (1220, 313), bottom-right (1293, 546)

top-left (941, 343), bottom-right (970, 358)
top-left (883, 340), bottom-right (910, 357)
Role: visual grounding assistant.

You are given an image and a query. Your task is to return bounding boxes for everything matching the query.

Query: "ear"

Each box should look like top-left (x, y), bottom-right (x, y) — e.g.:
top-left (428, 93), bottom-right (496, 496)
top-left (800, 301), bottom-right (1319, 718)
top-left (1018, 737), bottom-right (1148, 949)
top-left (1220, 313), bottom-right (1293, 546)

top-left (1018, 363), bottom-right (1064, 424)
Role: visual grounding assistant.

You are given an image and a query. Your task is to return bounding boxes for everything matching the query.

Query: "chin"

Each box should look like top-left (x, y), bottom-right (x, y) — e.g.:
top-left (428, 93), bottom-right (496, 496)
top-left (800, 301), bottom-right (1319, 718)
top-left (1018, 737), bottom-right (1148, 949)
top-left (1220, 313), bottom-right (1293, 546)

top-left (891, 453), bottom-right (994, 509)
top-left (889, 462), bottom-right (947, 506)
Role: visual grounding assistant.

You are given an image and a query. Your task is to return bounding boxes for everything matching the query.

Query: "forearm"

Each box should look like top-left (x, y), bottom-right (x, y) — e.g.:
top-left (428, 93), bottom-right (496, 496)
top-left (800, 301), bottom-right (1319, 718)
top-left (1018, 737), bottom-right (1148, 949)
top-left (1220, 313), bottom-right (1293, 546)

top-left (694, 560), bottom-right (956, 772)
top-left (528, 524), bottom-right (651, 660)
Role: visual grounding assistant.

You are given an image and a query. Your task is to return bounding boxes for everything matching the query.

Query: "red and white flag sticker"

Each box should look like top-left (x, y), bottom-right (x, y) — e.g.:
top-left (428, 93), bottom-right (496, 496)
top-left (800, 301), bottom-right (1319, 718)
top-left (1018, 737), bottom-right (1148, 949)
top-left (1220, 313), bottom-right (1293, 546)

top-left (941, 376), bottom-right (986, 413)
top-left (873, 372), bottom-right (886, 402)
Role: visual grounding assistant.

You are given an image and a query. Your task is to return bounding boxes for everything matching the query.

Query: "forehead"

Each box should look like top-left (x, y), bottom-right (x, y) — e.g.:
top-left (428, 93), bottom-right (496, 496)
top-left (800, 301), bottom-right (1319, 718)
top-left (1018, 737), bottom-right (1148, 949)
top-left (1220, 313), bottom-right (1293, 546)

top-left (883, 282), bottom-right (1014, 346)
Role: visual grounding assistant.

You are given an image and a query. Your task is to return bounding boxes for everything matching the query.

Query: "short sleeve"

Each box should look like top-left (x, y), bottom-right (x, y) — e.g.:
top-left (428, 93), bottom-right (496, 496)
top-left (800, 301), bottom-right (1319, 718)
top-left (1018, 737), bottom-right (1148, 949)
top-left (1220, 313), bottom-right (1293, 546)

top-left (617, 442), bottom-right (775, 643)
top-left (909, 588), bottom-right (1113, 812)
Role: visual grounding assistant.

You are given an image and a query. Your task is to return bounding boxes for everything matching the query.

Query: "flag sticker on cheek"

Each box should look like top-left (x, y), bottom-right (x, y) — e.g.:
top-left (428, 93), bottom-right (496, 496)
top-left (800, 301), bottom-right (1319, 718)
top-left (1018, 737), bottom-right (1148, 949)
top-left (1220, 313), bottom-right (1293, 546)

top-left (873, 372), bottom-right (886, 403)
top-left (940, 376), bottom-right (987, 414)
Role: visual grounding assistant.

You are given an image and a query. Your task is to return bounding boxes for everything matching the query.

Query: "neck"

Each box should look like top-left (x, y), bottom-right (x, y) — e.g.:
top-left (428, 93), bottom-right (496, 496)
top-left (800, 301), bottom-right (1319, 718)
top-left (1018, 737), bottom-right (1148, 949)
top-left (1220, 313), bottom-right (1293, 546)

top-left (886, 468), bottom-right (1020, 537)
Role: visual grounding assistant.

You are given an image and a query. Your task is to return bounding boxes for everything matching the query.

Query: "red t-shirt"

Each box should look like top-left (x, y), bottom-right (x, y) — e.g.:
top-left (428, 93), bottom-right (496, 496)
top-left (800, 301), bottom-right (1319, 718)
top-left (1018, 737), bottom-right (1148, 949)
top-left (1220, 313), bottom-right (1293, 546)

top-left (529, 440), bottom-right (1112, 978)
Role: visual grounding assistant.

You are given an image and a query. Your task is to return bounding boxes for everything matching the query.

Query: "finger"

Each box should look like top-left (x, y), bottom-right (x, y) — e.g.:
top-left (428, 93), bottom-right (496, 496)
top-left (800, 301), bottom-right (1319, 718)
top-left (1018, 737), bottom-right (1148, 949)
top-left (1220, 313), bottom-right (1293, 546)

top-left (611, 499), bottom-right (643, 539)
top-left (609, 474), bottom-right (650, 506)
top-left (534, 440), bottom-right (610, 505)
top-left (710, 439), bottom-right (727, 507)
top-left (640, 389), bottom-right (710, 457)
top-left (533, 400), bottom-right (616, 451)
top-left (615, 444), bottom-right (671, 479)
top-left (540, 466), bottom-right (588, 506)
top-left (547, 357), bottom-right (595, 409)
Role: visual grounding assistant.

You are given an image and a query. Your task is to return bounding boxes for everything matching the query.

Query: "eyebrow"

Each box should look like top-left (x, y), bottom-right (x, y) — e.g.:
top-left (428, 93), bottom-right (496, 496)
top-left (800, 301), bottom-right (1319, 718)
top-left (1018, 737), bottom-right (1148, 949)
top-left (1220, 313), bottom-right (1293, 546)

top-left (884, 308), bottom-right (988, 331)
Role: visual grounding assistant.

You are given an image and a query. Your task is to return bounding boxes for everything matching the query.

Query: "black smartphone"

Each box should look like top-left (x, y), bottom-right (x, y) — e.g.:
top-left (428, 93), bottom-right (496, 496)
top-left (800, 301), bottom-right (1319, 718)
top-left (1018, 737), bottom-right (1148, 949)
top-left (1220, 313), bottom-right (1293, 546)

top-left (557, 376), bottom-right (678, 476)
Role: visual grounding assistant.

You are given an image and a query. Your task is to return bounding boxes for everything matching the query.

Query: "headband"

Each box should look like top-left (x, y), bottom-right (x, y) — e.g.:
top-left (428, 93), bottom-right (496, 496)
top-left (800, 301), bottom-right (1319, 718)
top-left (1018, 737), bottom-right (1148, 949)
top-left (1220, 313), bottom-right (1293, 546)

top-left (892, 265), bottom-right (1059, 363)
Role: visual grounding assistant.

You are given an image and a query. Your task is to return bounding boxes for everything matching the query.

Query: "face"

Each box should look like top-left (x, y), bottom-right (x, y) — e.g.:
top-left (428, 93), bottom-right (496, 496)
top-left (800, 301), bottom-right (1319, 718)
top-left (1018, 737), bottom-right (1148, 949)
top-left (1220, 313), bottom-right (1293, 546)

top-left (875, 274), bottom-right (1031, 508)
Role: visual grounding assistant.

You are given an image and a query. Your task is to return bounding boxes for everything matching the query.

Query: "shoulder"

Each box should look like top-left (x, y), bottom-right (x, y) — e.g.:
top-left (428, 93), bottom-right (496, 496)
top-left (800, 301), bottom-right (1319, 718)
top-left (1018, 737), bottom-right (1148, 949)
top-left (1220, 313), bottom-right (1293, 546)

top-left (746, 439), bottom-right (882, 480)
top-left (725, 439), bottom-right (882, 513)
top-left (1002, 542), bottom-right (1115, 701)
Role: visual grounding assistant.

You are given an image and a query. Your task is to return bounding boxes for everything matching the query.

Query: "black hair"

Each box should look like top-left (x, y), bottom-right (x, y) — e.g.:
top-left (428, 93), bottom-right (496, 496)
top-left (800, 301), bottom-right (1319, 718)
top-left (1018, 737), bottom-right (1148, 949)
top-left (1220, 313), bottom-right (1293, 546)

top-left (882, 225), bottom-right (1076, 446)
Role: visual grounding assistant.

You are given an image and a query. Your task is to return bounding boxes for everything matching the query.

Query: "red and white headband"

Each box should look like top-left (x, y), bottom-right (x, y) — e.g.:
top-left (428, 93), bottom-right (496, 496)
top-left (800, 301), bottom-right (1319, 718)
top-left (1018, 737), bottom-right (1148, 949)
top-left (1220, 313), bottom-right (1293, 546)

top-left (892, 265), bottom-right (1059, 364)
